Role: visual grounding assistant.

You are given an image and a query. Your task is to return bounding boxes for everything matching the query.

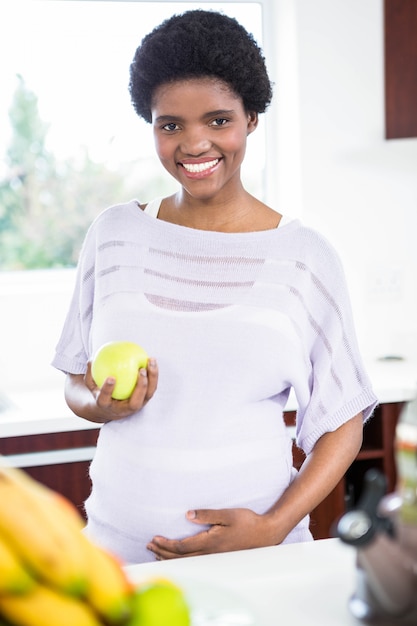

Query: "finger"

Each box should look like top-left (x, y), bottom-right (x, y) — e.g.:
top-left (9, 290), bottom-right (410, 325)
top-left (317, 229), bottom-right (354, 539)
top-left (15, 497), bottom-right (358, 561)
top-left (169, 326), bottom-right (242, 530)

top-left (147, 542), bottom-right (201, 560)
top-left (128, 367), bottom-right (151, 406)
top-left (84, 361), bottom-right (95, 387)
top-left (95, 377), bottom-right (117, 407)
top-left (128, 358), bottom-right (158, 407)
top-left (144, 358), bottom-right (158, 400)
top-left (147, 532), bottom-right (209, 559)
top-left (149, 545), bottom-right (202, 560)
top-left (186, 508), bottom-right (231, 526)
top-left (85, 361), bottom-right (116, 403)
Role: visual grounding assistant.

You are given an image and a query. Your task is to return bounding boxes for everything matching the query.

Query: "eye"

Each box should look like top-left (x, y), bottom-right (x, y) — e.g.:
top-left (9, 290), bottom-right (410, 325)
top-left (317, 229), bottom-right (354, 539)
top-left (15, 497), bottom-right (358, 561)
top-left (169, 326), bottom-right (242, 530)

top-left (210, 118), bottom-right (229, 127)
top-left (162, 122), bottom-right (179, 132)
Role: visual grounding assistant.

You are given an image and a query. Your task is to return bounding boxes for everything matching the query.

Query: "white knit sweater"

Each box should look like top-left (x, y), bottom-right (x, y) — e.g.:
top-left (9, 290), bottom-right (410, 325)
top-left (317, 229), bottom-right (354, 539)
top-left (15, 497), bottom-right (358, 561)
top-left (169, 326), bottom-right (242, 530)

top-left (52, 199), bottom-right (377, 563)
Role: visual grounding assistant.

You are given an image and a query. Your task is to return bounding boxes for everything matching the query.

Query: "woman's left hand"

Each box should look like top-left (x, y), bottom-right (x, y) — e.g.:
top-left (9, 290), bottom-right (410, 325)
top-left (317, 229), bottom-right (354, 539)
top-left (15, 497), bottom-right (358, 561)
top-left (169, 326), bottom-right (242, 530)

top-left (146, 508), bottom-right (274, 559)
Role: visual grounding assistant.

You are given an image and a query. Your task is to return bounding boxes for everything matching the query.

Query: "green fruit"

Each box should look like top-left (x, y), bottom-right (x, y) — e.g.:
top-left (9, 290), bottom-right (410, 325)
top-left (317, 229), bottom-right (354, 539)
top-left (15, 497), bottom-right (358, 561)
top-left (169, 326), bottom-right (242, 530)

top-left (91, 341), bottom-right (149, 400)
top-left (128, 578), bottom-right (190, 626)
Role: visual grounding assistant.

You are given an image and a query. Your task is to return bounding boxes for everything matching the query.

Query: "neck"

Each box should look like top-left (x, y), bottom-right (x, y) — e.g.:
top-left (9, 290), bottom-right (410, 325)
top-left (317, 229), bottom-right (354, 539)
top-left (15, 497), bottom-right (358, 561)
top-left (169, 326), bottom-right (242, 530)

top-left (160, 189), bottom-right (278, 233)
top-left (178, 193), bottom-right (252, 232)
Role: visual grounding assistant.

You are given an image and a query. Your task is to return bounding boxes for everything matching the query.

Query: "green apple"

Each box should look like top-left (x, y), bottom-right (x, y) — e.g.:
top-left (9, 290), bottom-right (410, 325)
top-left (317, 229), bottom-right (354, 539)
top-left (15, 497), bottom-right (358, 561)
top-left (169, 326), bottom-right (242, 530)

top-left (128, 578), bottom-right (190, 626)
top-left (91, 341), bottom-right (149, 400)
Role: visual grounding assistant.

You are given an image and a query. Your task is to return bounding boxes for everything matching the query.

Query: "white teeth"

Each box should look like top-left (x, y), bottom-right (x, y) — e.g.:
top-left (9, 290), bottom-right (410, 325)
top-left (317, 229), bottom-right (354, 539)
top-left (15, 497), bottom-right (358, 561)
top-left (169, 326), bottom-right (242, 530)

top-left (182, 159), bottom-right (219, 173)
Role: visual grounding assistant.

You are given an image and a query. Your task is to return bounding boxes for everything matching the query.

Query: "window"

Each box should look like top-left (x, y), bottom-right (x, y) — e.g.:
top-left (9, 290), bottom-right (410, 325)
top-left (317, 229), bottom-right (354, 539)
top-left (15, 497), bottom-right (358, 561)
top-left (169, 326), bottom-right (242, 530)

top-left (0, 0), bottom-right (273, 397)
top-left (0, 0), bottom-right (267, 270)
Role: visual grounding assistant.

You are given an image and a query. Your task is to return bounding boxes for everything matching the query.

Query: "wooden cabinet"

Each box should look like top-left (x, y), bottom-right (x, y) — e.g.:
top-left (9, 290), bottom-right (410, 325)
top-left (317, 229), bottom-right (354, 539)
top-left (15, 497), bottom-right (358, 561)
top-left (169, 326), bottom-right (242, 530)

top-left (0, 402), bottom-right (404, 538)
top-left (346, 402), bottom-right (404, 501)
top-left (0, 429), bottom-right (100, 519)
top-left (384, 0), bottom-right (417, 139)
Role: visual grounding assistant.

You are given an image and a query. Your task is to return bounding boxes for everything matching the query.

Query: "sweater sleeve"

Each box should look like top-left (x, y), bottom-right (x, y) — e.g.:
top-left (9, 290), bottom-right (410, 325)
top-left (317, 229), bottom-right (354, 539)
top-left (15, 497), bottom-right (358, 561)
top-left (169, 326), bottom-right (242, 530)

top-left (292, 231), bottom-right (378, 455)
top-left (51, 223), bottom-right (97, 375)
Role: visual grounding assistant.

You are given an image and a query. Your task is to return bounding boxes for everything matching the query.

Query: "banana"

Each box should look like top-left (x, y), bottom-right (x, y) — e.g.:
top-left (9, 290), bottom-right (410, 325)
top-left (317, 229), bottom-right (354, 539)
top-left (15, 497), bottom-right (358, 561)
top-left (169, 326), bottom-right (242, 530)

top-left (81, 537), bottom-right (134, 624)
top-left (0, 463), bottom-right (88, 596)
top-left (20, 475), bottom-right (134, 623)
top-left (0, 463), bottom-right (85, 530)
top-left (0, 582), bottom-right (103, 626)
top-left (0, 462), bottom-right (137, 623)
top-left (0, 533), bottom-right (34, 595)
top-left (18, 471), bottom-right (134, 621)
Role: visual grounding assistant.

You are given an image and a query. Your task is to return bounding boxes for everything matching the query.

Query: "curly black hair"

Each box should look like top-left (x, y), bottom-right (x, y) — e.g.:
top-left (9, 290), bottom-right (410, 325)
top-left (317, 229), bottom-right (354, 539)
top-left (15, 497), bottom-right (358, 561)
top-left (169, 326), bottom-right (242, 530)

top-left (129, 9), bottom-right (273, 123)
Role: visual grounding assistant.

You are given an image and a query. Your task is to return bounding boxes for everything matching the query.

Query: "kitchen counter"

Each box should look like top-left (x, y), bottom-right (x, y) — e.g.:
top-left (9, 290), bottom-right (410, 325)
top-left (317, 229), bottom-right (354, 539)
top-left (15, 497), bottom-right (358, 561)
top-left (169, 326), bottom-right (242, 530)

top-left (125, 538), bottom-right (363, 626)
top-left (1, 357), bottom-right (416, 480)
top-left (1, 357), bottom-right (416, 439)
top-left (1, 360), bottom-right (416, 543)
top-left (0, 387), bottom-right (97, 438)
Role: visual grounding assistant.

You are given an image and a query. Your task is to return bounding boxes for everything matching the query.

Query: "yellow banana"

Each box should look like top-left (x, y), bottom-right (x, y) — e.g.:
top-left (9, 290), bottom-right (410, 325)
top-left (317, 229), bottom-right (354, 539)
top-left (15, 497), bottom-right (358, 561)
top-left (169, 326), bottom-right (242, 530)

top-left (0, 462), bottom-right (85, 530)
top-left (0, 533), bottom-right (34, 595)
top-left (0, 460), bottom-right (133, 623)
top-left (21, 477), bottom-right (134, 623)
top-left (0, 582), bottom-right (103, 626)
top-left (0, 463), bottom-right (88, 596)
top-left (37, 487), bottom-right (86, 532)
top-left (81, 537), bottom-right (134, 624)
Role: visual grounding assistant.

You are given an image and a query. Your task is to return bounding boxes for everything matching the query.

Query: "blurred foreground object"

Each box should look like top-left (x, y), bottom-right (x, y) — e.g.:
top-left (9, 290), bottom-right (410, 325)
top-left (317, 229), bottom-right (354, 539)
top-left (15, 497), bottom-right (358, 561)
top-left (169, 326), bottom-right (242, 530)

top-left (0, 460), bottom-right (190, 626)
top-left (337, 398), bottom-right (417, 624)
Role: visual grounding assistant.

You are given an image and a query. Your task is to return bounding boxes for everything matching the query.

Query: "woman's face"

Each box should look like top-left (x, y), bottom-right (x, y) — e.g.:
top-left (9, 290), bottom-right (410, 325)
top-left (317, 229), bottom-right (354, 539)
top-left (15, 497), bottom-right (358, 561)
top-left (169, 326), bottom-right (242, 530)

top-left (151, 77), bottom-right (258, 202)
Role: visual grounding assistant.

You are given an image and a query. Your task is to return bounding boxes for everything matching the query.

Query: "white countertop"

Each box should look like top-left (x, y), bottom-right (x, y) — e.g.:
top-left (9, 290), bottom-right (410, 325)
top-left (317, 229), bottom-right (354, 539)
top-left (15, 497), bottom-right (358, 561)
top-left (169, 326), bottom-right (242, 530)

top-left (0, 387), bottom-right (98, 438)
top-left (1, 358), bottom-right (416, 439)
top-left (125, 538), bottom-right (362, 626)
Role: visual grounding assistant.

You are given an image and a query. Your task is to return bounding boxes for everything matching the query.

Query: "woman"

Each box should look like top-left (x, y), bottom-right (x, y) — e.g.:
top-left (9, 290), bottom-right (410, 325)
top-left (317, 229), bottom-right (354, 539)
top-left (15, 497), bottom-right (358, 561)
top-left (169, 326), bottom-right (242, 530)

top-left (52, 9), bottom-right (378, 564)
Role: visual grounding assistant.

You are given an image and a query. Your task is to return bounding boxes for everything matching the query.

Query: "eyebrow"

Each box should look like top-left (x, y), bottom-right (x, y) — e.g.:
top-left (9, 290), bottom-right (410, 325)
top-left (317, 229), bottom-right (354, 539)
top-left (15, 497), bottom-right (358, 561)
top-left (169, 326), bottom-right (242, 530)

top-left (154, 109), bottom-right (236, 124)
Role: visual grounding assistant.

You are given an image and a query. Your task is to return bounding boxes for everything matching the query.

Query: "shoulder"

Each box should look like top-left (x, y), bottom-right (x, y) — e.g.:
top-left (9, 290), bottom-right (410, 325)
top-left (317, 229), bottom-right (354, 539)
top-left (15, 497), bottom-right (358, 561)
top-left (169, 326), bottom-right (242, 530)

top-left (287, 219), bottom-right (338, 252)
top-left (83, 200), bottom-right (143, 239)
top-left (94, 199), bottom-right (142, 224)
top-left (274, 221), bottom-right (351, 312)
top-left (75, 200), bottom-right (144, 264)
top-left (281, 220), bottom-right (344, 273)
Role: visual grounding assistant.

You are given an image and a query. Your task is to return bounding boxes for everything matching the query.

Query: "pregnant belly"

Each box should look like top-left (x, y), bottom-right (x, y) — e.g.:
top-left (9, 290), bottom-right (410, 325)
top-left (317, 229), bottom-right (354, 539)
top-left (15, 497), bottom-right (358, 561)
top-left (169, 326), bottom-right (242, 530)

top-left (84, 434), bottom-right (294, 562)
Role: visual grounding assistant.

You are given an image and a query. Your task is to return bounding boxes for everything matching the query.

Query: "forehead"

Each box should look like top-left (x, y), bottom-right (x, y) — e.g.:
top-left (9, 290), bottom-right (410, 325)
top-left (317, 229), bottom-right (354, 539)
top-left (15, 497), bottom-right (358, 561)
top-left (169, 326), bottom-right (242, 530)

top-left (151, 77), bottom-right (243, 114)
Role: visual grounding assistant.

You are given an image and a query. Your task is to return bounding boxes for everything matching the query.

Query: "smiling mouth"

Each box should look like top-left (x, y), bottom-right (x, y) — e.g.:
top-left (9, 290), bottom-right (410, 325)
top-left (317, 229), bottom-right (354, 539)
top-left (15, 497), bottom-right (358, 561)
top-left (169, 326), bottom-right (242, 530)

top-left (181, 159), bottom-right (220, 173)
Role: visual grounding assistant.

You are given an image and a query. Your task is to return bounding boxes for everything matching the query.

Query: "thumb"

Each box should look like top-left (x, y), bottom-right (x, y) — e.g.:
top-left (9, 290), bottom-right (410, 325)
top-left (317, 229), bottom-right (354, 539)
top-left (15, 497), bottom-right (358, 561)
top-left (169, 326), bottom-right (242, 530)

top-left (186, 508), bottom-right (229, 526)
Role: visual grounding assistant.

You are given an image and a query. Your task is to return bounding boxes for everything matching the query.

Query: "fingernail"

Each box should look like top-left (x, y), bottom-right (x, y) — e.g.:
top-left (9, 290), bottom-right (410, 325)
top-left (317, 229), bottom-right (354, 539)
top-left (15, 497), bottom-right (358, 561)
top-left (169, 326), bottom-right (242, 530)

top-left (186, 510), bottom-right (196, 520)
top-left (148, 358), bottom-right (156, 368)
top-left (106, 377), bottom-right (116, 385)
top-left (139, 368), bottom-right (147, 377)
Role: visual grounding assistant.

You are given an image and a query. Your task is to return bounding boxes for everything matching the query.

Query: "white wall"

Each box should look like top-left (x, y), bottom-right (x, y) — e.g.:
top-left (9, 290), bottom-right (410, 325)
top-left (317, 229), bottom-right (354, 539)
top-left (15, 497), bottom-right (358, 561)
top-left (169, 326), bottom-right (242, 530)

top-left (0, 270), bottom-right (77, 394)
top-left (275, 0), bottom-right (417, 361)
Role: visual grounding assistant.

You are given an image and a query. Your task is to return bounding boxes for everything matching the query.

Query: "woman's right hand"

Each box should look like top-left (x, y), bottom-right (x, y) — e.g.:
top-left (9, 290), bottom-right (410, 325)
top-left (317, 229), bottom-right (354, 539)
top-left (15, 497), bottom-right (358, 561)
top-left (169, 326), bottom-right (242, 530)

top-left (64, 358), bottom-right (158, 423)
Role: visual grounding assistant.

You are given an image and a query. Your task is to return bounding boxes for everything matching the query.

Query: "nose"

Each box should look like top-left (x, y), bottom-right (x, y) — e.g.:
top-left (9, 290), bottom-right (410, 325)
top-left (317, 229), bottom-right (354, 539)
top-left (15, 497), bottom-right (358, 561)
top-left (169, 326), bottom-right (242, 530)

top-left (180, 126), bottom-right (211, 156)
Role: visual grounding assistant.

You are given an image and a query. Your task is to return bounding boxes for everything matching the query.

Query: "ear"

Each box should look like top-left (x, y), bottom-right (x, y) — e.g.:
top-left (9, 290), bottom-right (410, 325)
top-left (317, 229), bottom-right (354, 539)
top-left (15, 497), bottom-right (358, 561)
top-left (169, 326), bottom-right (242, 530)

top-left (247, 111), bottom-right (259, 135)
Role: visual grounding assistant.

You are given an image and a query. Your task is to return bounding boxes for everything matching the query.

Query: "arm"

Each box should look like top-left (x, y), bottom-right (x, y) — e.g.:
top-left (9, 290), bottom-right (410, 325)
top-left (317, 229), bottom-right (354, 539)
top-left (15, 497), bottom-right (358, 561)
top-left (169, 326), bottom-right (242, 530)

top-left (147, 413), bottom-right (363, 558)
top-left (263, 411), bottom-right (363, 541)
top-left (64, 359), bottom-right (159, 423)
